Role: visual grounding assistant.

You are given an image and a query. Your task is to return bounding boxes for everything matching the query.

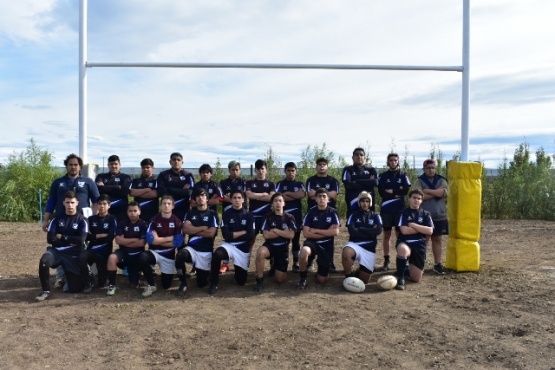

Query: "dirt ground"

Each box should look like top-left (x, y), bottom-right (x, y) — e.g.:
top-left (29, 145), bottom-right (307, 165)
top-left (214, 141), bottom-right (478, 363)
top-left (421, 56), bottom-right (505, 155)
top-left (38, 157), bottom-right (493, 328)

top-left (0, 219), bottom-right (554, 370)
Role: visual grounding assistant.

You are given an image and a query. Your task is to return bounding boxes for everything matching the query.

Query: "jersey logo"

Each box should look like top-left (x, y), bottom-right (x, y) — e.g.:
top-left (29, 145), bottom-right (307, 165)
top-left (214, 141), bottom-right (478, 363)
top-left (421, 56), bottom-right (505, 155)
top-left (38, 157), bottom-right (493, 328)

top-left (418, 217), bottom-right (423, 223)
top-left (77, 181), bottom-right (85, 187)
top-left (229, 219), bottom-right (235, 224)
top-left (72, 223), bottom-right (78, 229)
top-left (59, 220), bottom-right (65, 227)
top-left (264, 183), bottom-right (269, 187)
top-left (103, 223), bottom-right (109, 229)
top-left (191, 216), bottom-right (197, 220)
top-left (157, 223), bottom-right (162, 228)
top-left (241, 220), bottom-right (246, 225)
top-left (148, 182), bottom-right (153, 187)
top-left (92, 222), bottom-right (98, 227)
top-left (115, 178), bottom-right (120, 182)
top-left (282, 223), bottom-right (288, 229)
top-left (369, 219), bottom-right (374, 225)
top-left (203, 216), bottom-right (209, 221)
top-left (180, 176), bottom-right (186, 180)
top-left (326, 217), bottom-right (332, 223)
top-left (313, 217), bottom-right (318, 221)
top-left (169, 222), bottom-right (175, 228)
top-left (325, 184), bottom-right (330, 189)
top-left (59, 183), bottom-right (66, 187)
top-left (133, 226), bottom-right (140, 232)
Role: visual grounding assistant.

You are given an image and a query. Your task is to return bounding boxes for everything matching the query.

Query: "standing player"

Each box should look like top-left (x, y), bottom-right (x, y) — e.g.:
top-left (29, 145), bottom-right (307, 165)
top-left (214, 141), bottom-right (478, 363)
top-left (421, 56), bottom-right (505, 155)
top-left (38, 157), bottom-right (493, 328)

top-left (158, 152), bottom-right (195, 221)
top-left (79, 194), bottom-right (117, 293)
top-left (395, 189), bottom-right (434, 291)
top-left (175, 188), bottom-right (219, 296)
top-left (276, 162), bottom-right (306, 272)
top-left (36, 191), bottom-right (88, 301)
top-left (105, 202), bottom-right (148, 296)
top-left (342, 147), bottom-right (378, 217)
top-left (41, 153), bottom-right (99, 289)
top-left (138, 195), bottom-right (184, 298)
top-left (209, 190), bottom-right (255, 295)
top-left (377, 153), bottom-right (411, 271)
top-left (95, 154), bottom-right (132, 222)
top-left (245, 159), bottom-right (276, 249)
top-left (306, 157), bottom-right (339, 209)
top-left (191, 164), bottom-right (223, 212)
top-left (413, 159), bottom-right (449, 275)
top-left (254, 193), bottom-right (297, 292)
top-left (218, 160), bottom-right (247, 273)
top-left (341, 191), bottom-right (383, 284)
top-left (297, 188), bottom-right (341, 289)
top-left (129, 158), bottom-right (161, 224)
top-left (42, 154), bottom-right (100, 231)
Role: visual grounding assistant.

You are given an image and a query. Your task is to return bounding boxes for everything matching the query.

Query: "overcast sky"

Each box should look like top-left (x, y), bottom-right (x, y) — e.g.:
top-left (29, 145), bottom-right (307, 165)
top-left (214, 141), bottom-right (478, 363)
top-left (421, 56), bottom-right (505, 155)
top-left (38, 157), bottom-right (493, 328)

top-left (1, 0), bottom-right (554, 171)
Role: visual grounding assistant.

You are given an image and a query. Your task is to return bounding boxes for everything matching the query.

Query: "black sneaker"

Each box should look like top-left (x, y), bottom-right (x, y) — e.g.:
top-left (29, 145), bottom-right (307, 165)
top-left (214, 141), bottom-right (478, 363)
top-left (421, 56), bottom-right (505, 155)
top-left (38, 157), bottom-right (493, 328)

top-left (382, 260), bottom-right (390, 271)
top-left (254, 279), bottom-right (264, 292)
top-left (208, 284), bottom-right (218, 295)
top-left (292, 263), bottom-right (300, 273)
top-left (35, 291), bottom-right (51, 302)
top-left (296, 278), bottom-right (307, 290)
top-left (433, 263), bottom-right (446, 275)
top-left (395, 278), bottom-right (406, 291)
top-left (176, 284), bottom-right (187, 297)
top-left (83, 282), bottom-right (94, 294)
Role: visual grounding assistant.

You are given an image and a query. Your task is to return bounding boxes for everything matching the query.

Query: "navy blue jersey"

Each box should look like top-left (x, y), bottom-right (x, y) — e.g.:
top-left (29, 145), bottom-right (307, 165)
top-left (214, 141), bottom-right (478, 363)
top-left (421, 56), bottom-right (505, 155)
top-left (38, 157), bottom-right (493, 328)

top-left (219, 177), bottom-right (247, 212)
top-left (302, 206), bottom-right (340, 248)
top-left (262, 212), bottom-right (297, 249)
top-left (246, 179), bottom-right (276, 217)
top-left (115, 218), bottom-right (148, 255)
top-left (158, 169), bottom-right (195, 219)
top-left (220, 207), bottom-right (255, 253)
top-left (47, 213), bottom-right (88, 256)
top-left (129, 175), bottom-right (160, 223)
top-left (346, 209), bottom-right (383, 253)
top-left (378, 169), bottom-right (411, 213)
top-left (45, 175), bottom-right (100, 216)
top-left (397, 208), bottom-right (434, 253)
top-left (342, 165), bottom-right (378, 212)
top-left (87, 214), bottom-right (117, 257)
top-left (147, 213), bottom-right (183, 260)
top-left (305, 175), bottom-right (340, 209)
top-left (184, 208), bottom-right (219, 253)
top-left (276, 179), bottom-right (305, 224)
top-left (95, 172), bottom-right (132, 217)
top-left (193, 180), bottom-right (223, 212)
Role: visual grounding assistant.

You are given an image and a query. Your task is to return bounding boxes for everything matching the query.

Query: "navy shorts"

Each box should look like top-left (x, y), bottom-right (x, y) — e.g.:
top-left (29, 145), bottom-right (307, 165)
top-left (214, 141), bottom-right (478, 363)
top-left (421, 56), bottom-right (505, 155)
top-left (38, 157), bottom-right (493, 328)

top-left (432, 219), bottom-right (449, 236)
top-left (264, 243), bottom-right (289, 273)
top-left (303, 240), bottom-right (333, 277)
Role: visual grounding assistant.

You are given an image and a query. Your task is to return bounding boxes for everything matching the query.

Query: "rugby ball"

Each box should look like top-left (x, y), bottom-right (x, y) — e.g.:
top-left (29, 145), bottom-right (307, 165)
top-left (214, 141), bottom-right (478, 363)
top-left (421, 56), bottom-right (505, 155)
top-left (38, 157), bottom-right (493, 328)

top-left (343, 277), bottom-right (365, 293)
top-left (376, 275), bottom-right (397, 291)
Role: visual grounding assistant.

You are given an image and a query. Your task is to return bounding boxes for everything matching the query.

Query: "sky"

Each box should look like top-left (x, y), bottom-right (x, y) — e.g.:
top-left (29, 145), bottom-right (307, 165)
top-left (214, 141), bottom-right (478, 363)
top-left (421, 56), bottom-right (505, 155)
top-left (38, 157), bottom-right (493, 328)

top-left (1, 0), bottom-right (554, 171)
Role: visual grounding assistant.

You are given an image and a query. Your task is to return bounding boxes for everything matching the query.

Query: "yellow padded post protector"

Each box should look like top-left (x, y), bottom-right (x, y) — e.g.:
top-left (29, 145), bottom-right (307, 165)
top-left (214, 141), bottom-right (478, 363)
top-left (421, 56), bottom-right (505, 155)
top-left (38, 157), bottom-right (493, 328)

top-left (445, 161), bottom-right (482, 272)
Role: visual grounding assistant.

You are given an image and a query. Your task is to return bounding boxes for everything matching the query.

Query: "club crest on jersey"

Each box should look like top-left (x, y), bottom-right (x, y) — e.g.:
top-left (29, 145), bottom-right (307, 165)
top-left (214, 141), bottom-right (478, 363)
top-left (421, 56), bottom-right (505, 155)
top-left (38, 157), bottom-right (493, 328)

top-left (241, 220), bottom-right (246, 225)
top-left (203, 216), bottom-right (209, 221)
top-left (180, 176), bottom-right (186, 180)
top-left (282, 223), bottom-right (288, 229)
top-left (418, 217), bottom-right (423, 223)
top-left (326, 217), bottom-right (332, 223)
top-left (77, 181), bottom-right (85, 188)
top-left (133, 226), bottom-right (140, 231)
top-left (103, 223), bottom-right (109, 229)
top-left (72, 223), bottom-right (78, 229)
top-left (59, 183), bottom-right (65, 187)
top-left (369, 219), bottom-right (374, 225)
top-left (169, 222), bottom-right (175, 228)
top-left (115, 178), bottom-right (120, 182)
top-left (148, 182), bottom-right (153, 187)
top-left (263, 183), bottom-right (269, 187)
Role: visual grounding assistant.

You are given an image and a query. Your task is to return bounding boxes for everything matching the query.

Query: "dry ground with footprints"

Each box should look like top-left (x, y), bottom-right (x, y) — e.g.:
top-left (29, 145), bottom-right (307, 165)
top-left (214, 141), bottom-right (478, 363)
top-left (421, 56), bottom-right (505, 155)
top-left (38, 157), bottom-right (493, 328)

top-left (1, 219), bottom-right (554, 369)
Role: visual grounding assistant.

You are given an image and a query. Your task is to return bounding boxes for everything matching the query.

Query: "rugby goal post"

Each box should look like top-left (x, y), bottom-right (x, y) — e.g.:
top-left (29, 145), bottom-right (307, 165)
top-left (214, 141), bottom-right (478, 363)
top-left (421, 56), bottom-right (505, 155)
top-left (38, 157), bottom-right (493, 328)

top-left (79, 0), bottom-right (470, 163)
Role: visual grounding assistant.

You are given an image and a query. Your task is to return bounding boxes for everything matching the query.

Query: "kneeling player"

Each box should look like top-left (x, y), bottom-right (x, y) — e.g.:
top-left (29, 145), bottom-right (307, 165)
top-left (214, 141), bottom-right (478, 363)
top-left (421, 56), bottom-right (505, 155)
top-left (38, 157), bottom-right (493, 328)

top-left (342, 191), bottom-right (383, 284)
top-left (209, 190), bottom-right (255, 295)
top-left (105, 202), bottom-right (148, 296)
top-left (139, 195), bottom-right (184, 298)
top-left (395, 189), bottom-right (434, 290)
top-left (254, 193), bottom-right (297, 292)
top-left (36, 191), bottom-right (88, 301)
top-left (175, 188), bottom-right (219, 296)
top-left (79, 194), bottom-right (117, 293)
top-left (297, 188), bottom-right (340, 289)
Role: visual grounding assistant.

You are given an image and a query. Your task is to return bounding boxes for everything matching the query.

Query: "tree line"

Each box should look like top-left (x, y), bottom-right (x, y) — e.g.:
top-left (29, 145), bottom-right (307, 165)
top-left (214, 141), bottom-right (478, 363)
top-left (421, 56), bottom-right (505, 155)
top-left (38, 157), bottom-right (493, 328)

top-left (1, 139), bottom-right (554, 222)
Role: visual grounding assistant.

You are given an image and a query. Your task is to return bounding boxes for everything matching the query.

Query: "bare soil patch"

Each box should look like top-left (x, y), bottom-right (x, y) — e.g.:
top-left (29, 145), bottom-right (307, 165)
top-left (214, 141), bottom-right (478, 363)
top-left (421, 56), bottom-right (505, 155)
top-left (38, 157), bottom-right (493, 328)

top-left (1, 220), bottom-right (554, 369)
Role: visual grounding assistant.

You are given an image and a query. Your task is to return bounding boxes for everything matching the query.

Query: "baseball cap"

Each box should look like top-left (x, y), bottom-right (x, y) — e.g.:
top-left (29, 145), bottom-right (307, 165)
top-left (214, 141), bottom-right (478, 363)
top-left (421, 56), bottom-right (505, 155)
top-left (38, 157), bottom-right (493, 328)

top-left (423, 159), bottom-right (437, 168)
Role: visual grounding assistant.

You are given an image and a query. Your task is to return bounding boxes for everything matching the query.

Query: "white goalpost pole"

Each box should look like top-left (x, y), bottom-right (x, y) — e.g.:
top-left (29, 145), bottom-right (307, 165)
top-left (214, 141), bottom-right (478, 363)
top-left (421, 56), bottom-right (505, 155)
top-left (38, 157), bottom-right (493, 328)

top-left (79, 0), bottom-right (88, 163)
top-left (461, 0), bottom-right (470, 161)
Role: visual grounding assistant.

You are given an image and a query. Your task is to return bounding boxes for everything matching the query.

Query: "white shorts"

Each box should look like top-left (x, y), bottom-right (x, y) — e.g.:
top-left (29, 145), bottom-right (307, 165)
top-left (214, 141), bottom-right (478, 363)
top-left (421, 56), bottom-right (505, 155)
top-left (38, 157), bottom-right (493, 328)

top-left (343, 242), bottom-right (376, 272)
top-left (219, 242), bottom-right (250, 271)
top-left (150, 250), bottom-right (176, 275)
top-left (184, 246), bottom-right (212, 271)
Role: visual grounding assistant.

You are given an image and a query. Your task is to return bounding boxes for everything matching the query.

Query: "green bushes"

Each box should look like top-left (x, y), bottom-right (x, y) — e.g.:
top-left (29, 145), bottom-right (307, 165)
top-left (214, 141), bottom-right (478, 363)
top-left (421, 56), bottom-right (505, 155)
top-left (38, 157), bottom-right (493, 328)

top-left (0, 139), bottom-right (61, 222)
top-left (481, 143), bottom-right (555, 220)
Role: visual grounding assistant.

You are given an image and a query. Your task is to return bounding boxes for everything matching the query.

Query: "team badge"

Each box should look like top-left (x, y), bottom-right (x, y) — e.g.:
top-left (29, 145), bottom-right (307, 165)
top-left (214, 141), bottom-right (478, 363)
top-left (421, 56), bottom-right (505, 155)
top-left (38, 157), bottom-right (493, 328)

top-left (115, 178), bottom-right (120, 182)
top-left (418, 217), bottom-right (423, 223)
top-left (103, 223), bottom-right (109, 229)
top-left (169, 222), bottom-right (175, 228)
top-left (72, 223), bottom-right (78, 229)
top-left (241, 220), bottom-right (246, 225)
top-left (203, 216), bottom-right (209, 221)
top-left (77, 181), bottom-right (85, 187)
top-left (133, 226), bottom-right (140, 231)
top-left (326, 217), bottom-right (332, 223)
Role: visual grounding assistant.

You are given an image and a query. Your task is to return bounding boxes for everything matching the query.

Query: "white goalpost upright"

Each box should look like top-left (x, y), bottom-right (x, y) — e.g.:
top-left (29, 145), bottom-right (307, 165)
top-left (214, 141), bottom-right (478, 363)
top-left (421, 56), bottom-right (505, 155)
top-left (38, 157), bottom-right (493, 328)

top-left (78, 0), bottom-right (470, 163)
